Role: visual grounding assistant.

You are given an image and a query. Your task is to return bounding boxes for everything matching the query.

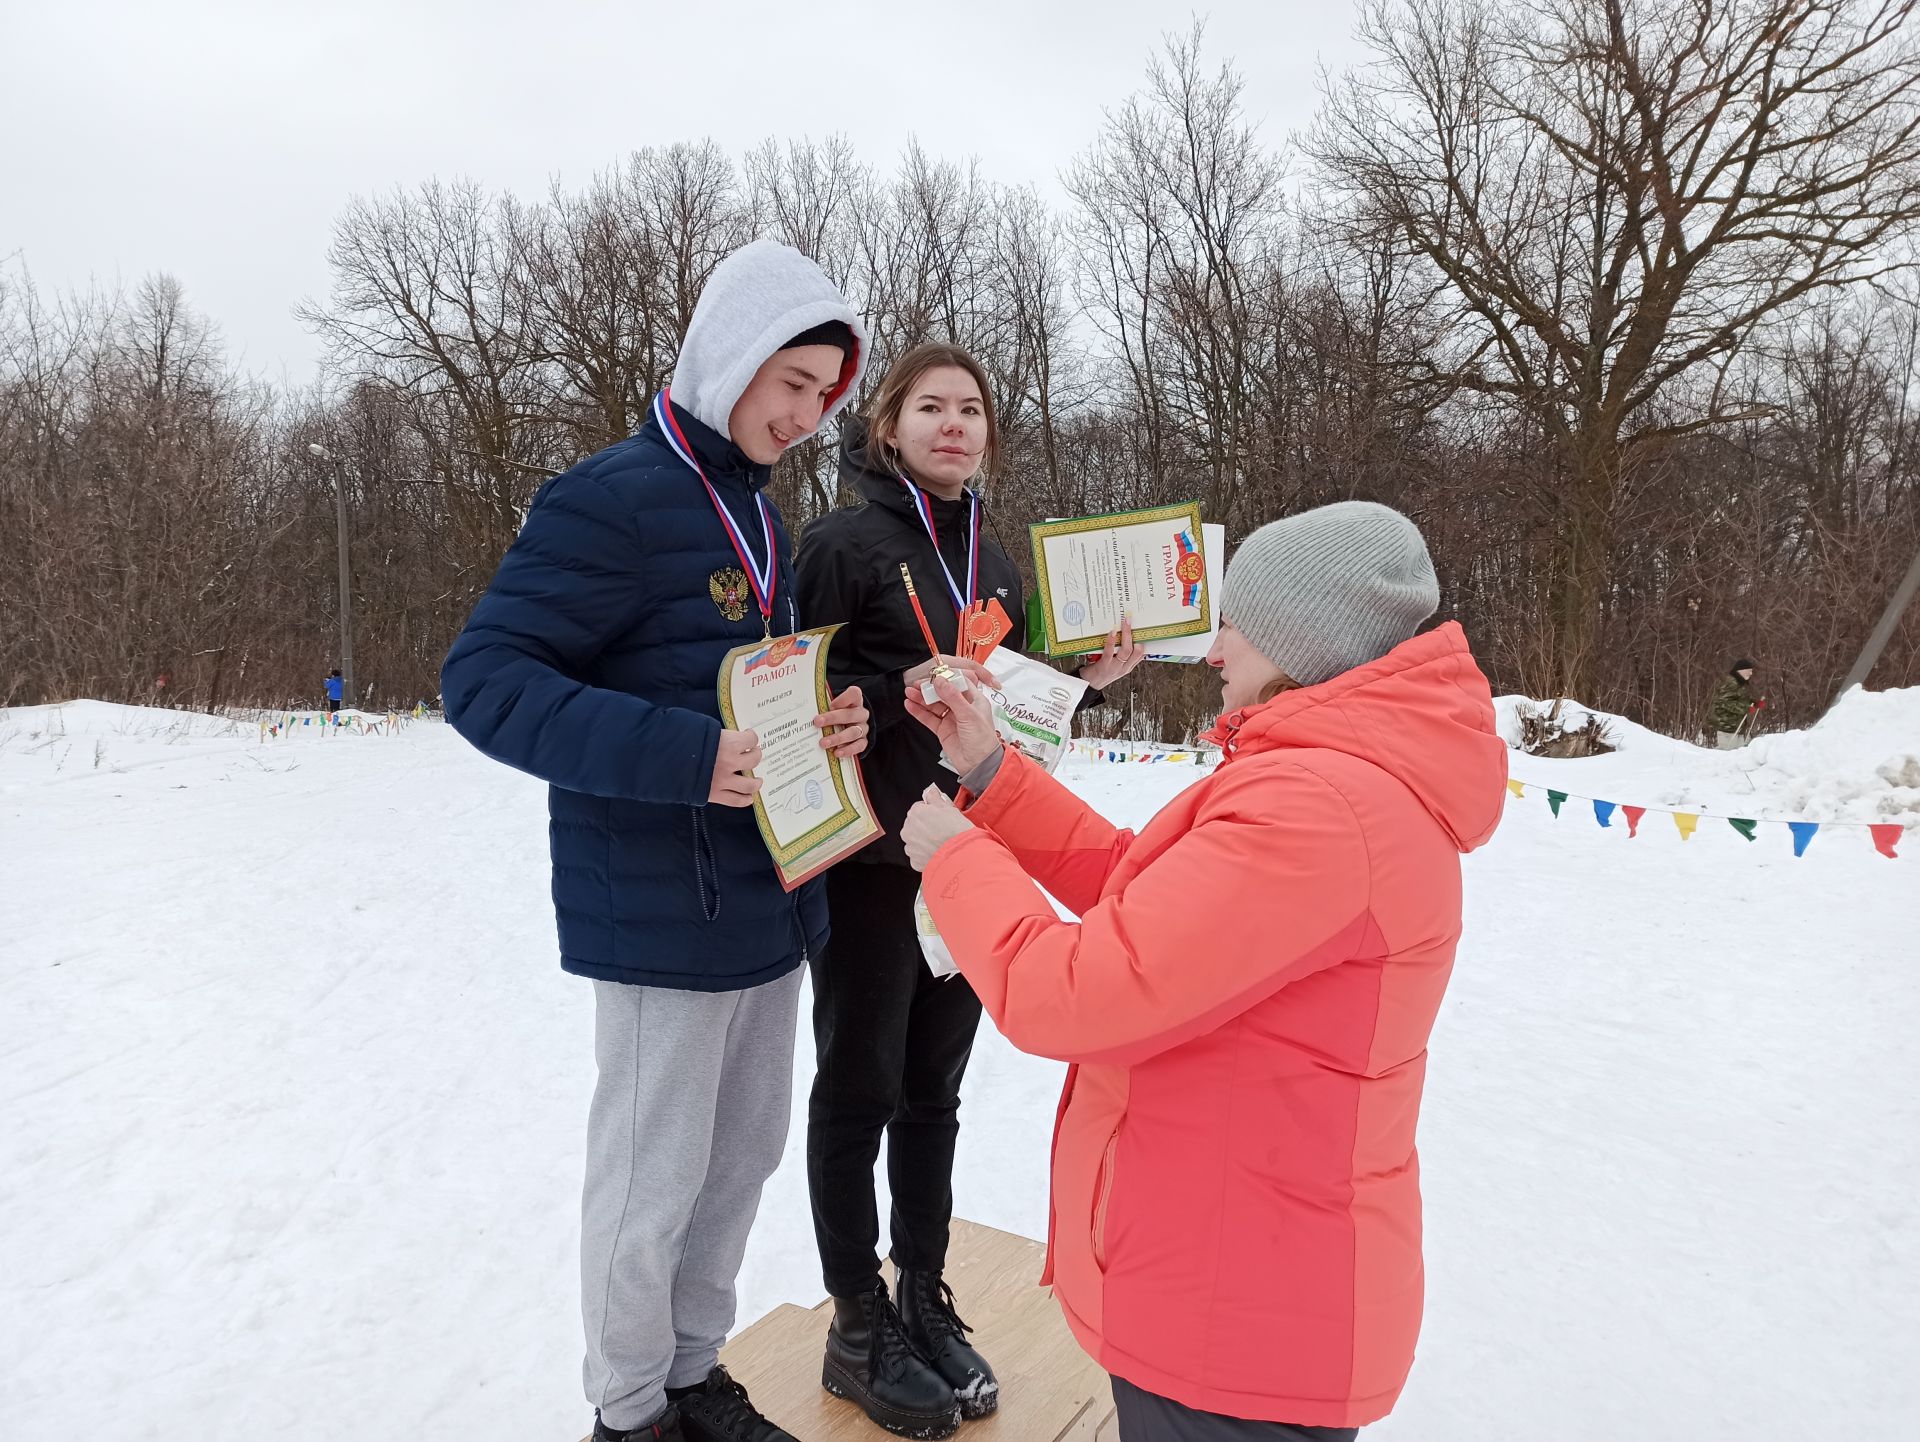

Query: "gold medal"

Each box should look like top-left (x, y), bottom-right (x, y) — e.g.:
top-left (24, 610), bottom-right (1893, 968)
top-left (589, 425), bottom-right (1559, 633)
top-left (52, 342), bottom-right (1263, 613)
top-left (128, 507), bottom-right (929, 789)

top-left (964, 608), bottom-right (997, 650)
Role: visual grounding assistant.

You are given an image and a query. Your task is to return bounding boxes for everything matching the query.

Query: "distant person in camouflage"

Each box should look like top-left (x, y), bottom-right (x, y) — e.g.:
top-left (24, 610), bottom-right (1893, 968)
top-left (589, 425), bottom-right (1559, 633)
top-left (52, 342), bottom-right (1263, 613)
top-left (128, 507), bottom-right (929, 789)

top-left (1707, 659), bottom-right (1762, 749)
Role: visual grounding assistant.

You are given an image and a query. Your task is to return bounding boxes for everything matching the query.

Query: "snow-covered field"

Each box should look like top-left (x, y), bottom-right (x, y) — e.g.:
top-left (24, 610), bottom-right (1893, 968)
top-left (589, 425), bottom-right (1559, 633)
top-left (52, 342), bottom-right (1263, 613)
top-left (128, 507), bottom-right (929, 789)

top-left (3, 695), bottom-right (1917, 1440)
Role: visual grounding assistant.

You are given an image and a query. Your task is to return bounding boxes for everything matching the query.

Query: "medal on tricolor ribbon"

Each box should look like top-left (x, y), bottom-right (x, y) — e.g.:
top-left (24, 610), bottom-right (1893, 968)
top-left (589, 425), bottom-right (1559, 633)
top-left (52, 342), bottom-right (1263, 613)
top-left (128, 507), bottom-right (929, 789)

top-left (655, 389), bottom-right (779, 637)
top-left (963, 604), bottom-right (1000, 654)
top-left (898, 475), bottom-right (980, 620)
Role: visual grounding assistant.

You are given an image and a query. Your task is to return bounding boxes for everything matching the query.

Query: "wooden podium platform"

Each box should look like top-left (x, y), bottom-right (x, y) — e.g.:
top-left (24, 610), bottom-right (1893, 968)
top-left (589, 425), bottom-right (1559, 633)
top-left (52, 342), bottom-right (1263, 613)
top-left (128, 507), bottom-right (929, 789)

top-left (580, 1219), bottom-right (1117, 1441)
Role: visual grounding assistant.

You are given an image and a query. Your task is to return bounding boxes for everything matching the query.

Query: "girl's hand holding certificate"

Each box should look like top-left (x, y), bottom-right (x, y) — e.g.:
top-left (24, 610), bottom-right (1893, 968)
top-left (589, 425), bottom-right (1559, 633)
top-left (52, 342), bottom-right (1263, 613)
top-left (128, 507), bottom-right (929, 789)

top-left (1075, 616), bottom-right (1149, 690)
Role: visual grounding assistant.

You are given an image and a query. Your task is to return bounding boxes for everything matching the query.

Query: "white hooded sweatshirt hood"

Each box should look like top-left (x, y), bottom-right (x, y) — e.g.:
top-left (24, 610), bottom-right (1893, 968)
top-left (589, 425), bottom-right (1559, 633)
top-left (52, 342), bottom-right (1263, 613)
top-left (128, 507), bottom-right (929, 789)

top-left (670, 239), bottom-right (869, 442)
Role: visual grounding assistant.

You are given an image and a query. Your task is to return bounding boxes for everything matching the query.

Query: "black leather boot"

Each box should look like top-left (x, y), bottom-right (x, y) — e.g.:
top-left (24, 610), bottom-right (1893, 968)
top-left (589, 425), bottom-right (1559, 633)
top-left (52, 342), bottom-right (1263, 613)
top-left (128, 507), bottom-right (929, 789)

top-left (897, 1267), bottom-right (999, 1419)
top-left (822, 1283), bottom-right (962, 1439)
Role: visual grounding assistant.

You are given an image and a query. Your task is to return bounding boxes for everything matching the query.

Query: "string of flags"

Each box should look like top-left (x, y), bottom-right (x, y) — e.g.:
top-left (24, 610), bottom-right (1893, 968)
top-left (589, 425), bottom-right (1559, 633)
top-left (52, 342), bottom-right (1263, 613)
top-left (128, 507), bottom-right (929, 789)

top-left (1506, 777), bottom-right (1908, 859)
top-left (257, 710), bottom-right (416, 740)
top-left (1066, 738), bottom-right (1218, 766)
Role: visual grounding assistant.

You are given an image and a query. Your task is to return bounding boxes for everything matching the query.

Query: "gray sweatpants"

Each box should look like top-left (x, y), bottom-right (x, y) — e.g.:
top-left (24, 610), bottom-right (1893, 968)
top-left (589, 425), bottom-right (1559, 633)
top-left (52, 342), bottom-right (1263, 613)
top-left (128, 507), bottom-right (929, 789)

top-left (581, 969), bottom-right (803, 1430)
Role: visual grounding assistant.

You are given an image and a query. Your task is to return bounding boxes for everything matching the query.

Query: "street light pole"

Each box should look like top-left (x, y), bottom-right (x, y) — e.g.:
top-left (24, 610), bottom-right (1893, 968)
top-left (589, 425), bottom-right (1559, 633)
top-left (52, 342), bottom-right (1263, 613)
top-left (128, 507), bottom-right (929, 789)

top-left (310, 443), bottom-right (354, 706)
top-left (1831, 540), bottom-right (1920, 710)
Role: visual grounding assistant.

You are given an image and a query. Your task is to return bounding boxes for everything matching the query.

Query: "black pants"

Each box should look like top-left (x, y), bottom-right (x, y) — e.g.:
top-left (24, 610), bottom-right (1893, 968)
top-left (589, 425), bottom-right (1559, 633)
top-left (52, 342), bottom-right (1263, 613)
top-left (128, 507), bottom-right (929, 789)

top-left (807, 860), bottom-right (984, 1297)
top-left (1112, 1379), bottom-right (1359, 1442)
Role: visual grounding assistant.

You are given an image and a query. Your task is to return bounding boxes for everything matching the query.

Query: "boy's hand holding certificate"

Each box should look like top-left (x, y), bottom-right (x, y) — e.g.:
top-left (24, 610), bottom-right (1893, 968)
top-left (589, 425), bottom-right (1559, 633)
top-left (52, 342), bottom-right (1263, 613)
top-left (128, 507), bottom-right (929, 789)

top-left (717, 624), bottom-right (881, 891)
top-left (1029, 501), bottom-right (1212, 657)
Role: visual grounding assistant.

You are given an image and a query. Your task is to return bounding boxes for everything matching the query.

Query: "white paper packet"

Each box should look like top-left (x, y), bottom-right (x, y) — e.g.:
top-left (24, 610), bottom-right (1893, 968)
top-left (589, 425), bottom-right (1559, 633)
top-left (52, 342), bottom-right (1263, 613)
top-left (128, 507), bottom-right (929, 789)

top-left (943, 646), bottom-right (1088, 775)
top-left (915, 887), bottom-right (960, 979)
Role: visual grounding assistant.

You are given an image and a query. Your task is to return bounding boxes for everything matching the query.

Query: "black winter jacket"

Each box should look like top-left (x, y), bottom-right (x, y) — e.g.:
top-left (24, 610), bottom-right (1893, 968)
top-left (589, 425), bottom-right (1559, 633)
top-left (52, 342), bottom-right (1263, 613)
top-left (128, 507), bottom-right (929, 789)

top-left (795, 419), bottom-right (1101, 865)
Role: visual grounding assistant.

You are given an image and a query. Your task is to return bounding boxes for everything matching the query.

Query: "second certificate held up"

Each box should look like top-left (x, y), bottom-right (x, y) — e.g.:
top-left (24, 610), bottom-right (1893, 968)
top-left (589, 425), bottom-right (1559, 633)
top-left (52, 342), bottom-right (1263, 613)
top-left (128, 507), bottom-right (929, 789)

top-left (1030, 500), bottom-right (1211, 657)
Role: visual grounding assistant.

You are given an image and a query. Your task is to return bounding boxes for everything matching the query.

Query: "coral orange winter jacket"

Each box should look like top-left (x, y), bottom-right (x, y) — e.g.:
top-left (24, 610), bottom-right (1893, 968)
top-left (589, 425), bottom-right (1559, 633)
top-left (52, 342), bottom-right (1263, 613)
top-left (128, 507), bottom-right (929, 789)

top-left (921, 622), bottom-right (1507, 1428)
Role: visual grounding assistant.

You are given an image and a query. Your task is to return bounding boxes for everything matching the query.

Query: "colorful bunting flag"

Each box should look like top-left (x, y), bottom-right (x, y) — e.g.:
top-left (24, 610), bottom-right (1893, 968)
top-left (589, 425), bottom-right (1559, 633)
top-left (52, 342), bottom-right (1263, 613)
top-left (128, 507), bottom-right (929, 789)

top-left (1504, 773), bottom-right (1903, 859)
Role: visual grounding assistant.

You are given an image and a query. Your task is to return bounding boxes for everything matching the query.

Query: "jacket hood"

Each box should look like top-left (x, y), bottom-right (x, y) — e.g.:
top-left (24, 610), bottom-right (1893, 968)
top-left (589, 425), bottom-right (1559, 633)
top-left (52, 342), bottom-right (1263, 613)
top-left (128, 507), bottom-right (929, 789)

top-left (1203, 621), bottom-right (1507, 853)
top-left (838, 412), bottom-right (979, 522)
top-left (670, 239), bottom-right (869, 440)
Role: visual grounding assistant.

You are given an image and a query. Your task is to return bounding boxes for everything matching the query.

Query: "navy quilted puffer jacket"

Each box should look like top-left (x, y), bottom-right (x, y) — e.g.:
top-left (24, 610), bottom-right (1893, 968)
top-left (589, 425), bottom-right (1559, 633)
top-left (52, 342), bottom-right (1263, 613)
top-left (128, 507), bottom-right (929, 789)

top-left (441, 240), bottom-right (867, 990)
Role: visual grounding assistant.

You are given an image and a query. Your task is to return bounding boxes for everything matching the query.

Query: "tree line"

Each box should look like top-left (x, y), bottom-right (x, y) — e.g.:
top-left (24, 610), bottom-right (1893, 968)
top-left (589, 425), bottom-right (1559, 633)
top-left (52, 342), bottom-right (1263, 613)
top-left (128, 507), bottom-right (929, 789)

top-left (5, 1), bottom-right (1918, 739)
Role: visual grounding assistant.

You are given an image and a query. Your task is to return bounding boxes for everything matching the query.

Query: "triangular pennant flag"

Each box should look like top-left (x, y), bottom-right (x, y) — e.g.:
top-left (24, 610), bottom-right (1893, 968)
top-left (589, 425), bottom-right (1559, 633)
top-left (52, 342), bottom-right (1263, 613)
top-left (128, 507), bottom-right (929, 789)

top-left (1870, 824), bottom-right (1904, 859)
top-left (1593, 800), bottom-right (1616, 829)
top-left (1728, 818), bottom-right (1758, 842)
top-left (1622, 805), bottom-right (1646, 838)
top-left (1546, 790), bottom-right (1567, 817)
top-left (1674, 812), bottom-right (1699, 841)
top-left (1506, 779), bottom-right (1526, 799)
top-left (1788, 821), bottom-right (1819, 857)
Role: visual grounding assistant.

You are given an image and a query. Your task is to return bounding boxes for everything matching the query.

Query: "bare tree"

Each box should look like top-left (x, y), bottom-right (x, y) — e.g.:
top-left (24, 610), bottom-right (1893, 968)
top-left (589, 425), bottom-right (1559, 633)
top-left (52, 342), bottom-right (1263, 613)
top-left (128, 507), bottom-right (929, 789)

top-left (5, 19), bottom-right (1915, 730)
top-left (1067, 23), bottom-right (1291, 529)
top-left (1310, 0), bottom-right (1920, 699)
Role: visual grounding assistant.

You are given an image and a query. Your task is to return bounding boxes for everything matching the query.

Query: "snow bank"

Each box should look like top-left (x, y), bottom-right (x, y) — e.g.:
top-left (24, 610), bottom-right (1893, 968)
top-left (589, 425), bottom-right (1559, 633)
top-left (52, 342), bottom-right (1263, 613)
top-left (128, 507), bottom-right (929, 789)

top-left (0, 699), bottom-right (251, 744)
top-left (1498, 685), bottom-right (1920, 823)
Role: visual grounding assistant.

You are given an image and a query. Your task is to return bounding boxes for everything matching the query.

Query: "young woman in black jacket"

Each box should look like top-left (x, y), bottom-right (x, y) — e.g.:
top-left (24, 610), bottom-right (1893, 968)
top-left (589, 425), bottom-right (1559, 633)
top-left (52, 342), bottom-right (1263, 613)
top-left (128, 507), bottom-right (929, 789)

top-left (794, 342), bottom-right (1144, 1437)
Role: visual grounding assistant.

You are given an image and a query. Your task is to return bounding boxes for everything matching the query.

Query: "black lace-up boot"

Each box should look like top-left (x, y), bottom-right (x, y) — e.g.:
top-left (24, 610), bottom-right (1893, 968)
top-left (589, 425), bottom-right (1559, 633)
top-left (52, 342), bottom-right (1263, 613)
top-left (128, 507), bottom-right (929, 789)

top-left (822, 1282), bottom-right (962, 1438)
top-left (896, 1267), bottom-right (998, 1419)
top-left (671, 1364), bottom-right (798, 1442)
top-left (592, 1404), bottom-right (683, 1441)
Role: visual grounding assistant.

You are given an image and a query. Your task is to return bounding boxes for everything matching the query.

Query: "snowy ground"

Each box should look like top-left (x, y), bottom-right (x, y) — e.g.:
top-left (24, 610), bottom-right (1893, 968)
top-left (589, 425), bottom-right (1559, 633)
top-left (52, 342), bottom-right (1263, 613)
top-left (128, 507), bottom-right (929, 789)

top-left (3, 698), bottom-right (1916, 1440)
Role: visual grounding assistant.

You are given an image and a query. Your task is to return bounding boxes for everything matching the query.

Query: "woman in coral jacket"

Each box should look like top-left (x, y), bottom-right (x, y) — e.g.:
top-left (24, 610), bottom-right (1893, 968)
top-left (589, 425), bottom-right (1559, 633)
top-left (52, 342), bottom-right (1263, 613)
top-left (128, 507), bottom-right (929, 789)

top-left (898, 502), bottom-right (1508, 1441)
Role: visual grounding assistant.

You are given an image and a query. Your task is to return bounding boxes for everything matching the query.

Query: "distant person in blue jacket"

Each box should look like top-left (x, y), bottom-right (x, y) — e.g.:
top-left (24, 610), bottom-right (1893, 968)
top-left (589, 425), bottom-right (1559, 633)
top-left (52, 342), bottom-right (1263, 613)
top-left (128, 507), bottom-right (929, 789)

top-left (323, 668), bottom-right (343, 715)
top-left (443, 239), bottom-right (871, 1442)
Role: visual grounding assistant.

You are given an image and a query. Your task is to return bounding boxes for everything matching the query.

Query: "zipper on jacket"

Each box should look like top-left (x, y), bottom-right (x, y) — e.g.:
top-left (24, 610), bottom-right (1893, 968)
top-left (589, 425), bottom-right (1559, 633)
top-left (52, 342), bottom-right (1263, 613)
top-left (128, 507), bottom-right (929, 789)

top-left (692, 810), bottom-right (720, 922)
top-left (1091, 1129), bottom-right (1120, 1270)
top-left (1041, 1064), bottom-right (1078, 1286)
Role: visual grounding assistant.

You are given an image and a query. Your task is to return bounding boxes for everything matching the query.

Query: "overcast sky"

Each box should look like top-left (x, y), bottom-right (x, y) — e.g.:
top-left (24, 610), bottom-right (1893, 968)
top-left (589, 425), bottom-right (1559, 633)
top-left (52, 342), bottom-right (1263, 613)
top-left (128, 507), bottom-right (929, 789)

top-left (0, 0), bottom-right (1365, 386)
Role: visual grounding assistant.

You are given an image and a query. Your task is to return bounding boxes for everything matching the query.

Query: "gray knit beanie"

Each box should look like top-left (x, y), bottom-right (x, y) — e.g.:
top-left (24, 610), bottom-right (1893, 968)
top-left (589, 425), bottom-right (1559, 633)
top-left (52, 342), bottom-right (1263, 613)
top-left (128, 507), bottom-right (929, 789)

top-left (1220, 501), bottom-right (1439, 687)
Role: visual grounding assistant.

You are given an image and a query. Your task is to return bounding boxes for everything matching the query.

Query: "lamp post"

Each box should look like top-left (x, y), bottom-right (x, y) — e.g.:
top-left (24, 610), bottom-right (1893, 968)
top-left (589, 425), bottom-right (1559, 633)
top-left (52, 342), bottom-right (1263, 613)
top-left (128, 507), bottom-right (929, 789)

top-left (1832, 543), bottom-right (1920, 710)
top-left (309, 442), bottom-right (354, 706)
